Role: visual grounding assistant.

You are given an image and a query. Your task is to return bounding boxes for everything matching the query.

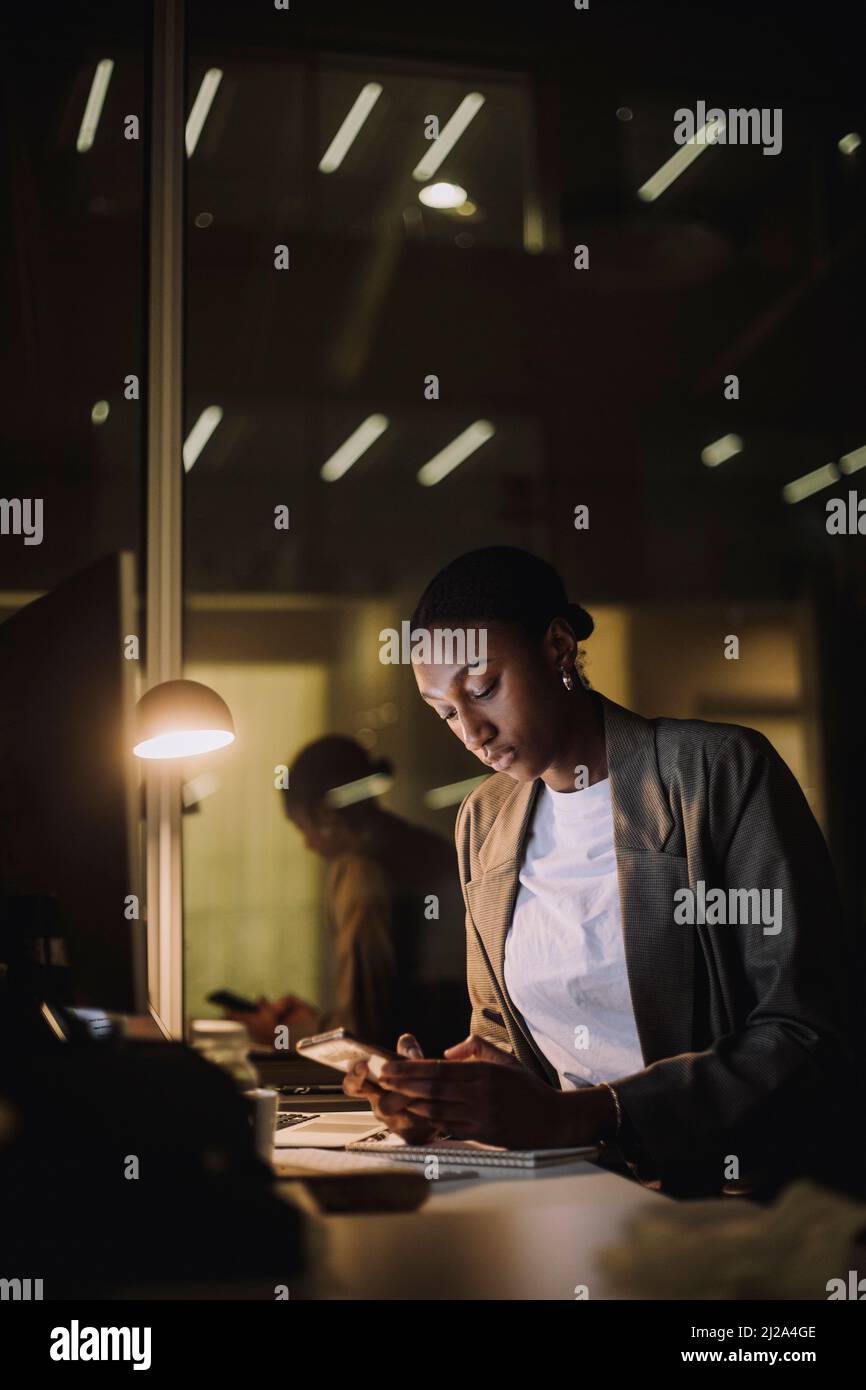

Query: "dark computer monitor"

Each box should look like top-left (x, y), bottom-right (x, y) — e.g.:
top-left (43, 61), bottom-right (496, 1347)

top-left (0, 553), bottom-right (146, 1013)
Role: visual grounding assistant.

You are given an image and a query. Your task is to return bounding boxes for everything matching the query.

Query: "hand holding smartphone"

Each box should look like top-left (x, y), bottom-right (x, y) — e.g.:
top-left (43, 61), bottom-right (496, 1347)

top-left (333, 1028), bottom-right (440, 1147)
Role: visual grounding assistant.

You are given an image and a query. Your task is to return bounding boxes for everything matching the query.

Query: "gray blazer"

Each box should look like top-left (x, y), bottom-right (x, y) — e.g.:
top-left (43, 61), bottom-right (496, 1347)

top-left (455, 691), bottom-right (856, 1197)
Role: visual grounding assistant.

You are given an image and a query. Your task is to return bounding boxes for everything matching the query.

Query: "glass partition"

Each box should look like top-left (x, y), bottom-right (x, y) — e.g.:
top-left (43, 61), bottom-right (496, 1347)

top-left (0, 2), bottom-right (147, 620)
top-left (179, 3), bottom-right (860, 1036)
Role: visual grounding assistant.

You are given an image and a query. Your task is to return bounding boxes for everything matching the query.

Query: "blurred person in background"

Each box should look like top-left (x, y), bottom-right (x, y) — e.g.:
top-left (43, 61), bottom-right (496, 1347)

top-left (224, 736), bottom-right (466, 1054)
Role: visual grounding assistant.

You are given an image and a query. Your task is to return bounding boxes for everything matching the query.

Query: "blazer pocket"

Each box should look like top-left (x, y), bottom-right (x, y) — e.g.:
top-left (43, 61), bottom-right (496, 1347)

top-left (481, 1007), bottom-right (505, 1027)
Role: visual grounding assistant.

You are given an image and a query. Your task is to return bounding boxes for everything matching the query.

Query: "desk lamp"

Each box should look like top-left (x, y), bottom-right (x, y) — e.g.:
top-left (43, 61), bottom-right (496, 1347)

top-left (132, 679), bottom-right (235, 759)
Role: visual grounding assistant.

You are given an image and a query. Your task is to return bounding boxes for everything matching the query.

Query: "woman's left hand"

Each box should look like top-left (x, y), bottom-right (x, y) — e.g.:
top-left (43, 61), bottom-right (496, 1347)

top-left (376, 1048), bottom-right (607, 1149)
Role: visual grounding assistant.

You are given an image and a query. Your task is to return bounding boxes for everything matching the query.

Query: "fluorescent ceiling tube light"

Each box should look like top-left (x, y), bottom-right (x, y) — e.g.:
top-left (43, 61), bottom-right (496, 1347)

top-left (412, 92), bottom-right (486, 181)
top-left (637, 116), bottom-right (726, 202)
top-left (417, 420), bottom-right (495, 487)
top-left (423, 775), bottom-right (488, 811)
top-left (320, 414), bottom-right (389, 481)
top-left (133, 680), bottom-right (235, 760)
top-left (186, 68), bottom-right (223, 157)
top-left (418, 182), bottom-right (468, 209)
top-left (324, 772), bottom-right (393, 808)
top-left (182, 772), bottom-right (220, 807)
top-left (319, 82), bottom-right (383, 173)
top-left (701, 433), bottom-right (743, 467)
top-left (782, 463), bottom-right (840, 504)
top-left (76, 59), bottom-right (114, 152)
top-left (840, 444), bottom-right (866, 474)
top-left (183, 406), bottom-right (223, 473)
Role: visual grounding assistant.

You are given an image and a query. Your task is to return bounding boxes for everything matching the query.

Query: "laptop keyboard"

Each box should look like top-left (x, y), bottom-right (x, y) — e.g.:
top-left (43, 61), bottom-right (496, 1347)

top-left (275, 1111), bottom-right (319, 1131)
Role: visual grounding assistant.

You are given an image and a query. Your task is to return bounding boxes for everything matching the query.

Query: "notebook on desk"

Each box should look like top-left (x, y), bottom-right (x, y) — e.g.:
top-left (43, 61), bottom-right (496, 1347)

top-left (347, 1134), bottom-right (600, 1168)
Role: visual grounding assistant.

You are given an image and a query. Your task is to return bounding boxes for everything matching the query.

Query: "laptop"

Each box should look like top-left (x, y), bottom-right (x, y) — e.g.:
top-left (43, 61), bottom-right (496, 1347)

top-left (273, 1110), bottom-right (386, 1148)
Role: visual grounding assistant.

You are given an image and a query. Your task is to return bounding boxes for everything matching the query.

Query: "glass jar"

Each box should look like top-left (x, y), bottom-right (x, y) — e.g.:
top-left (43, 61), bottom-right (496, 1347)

top-left (189, 1019), bottom-right (260, 1090)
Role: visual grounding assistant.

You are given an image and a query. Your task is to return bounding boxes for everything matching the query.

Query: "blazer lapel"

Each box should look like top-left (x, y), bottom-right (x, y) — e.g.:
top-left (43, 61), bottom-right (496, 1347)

top-left (464, 691), bottom-right (695, 1085)
top-left (598, 693), bottom-right (695, 1067)
top-left (466, 777), bottom-right (558, 1083)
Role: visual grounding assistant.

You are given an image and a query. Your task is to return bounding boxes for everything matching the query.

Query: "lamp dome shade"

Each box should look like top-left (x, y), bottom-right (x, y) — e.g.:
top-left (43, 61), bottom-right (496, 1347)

top-left (133, 679), bottom-right (235, 759)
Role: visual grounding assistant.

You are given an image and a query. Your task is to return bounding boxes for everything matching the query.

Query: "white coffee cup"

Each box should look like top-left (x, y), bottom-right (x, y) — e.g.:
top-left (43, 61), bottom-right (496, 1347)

top-left (246, 1087), bottom-right (278, 1162)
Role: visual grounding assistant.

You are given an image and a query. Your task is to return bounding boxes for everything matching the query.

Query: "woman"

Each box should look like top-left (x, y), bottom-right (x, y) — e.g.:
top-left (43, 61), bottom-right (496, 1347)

top-left (228, 736), bottom-right (466, 1054)
top-left (345, 545), bottom-right (858, 1199)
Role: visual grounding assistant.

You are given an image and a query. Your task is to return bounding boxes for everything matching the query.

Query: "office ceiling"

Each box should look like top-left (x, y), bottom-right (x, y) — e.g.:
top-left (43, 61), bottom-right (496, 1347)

top-left (1, 0), bottom-right (865, 602)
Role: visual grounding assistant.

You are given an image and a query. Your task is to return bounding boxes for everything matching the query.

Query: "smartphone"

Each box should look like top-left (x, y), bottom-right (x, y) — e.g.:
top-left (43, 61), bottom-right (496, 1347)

top-left (207, 988), bottom-right (258, 1014)
top-left (295, 1027), bottom-right (399, 1080)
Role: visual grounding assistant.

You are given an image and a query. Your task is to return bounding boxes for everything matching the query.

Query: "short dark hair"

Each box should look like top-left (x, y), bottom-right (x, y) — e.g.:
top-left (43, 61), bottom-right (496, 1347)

top-left (411, 545), bottom-right (594, 648)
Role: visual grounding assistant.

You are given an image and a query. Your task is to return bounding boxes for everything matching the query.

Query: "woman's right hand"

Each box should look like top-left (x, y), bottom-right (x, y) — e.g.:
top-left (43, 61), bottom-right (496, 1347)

top-left (342, 1032), bottom-right (443, 1145)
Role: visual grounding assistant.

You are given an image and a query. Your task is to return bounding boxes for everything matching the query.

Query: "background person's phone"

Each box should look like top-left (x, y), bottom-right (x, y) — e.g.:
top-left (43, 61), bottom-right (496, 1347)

top-left (207, 988), bottom-right (258, 1014)
top-left (296, 1027), bottom-right (399, 1080)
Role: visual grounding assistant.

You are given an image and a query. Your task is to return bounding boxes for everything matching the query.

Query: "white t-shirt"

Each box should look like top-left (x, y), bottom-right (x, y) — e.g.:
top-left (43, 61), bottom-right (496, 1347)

top-left (503, 777), bottom-right (644, 1090)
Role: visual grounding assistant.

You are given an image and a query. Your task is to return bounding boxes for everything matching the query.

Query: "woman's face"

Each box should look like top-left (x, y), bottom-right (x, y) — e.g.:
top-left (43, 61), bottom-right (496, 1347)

top-left (411, 618), bottom-right (579, 783)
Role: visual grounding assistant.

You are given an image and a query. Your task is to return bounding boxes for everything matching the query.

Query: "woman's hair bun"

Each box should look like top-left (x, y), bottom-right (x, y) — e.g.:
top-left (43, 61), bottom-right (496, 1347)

top-left (566, 603), bottom-right (594, 642)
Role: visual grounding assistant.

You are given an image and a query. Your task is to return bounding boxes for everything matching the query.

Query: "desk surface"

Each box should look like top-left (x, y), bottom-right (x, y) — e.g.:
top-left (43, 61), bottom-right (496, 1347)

top-left (282, 1155), bottom-right (671, 1300)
